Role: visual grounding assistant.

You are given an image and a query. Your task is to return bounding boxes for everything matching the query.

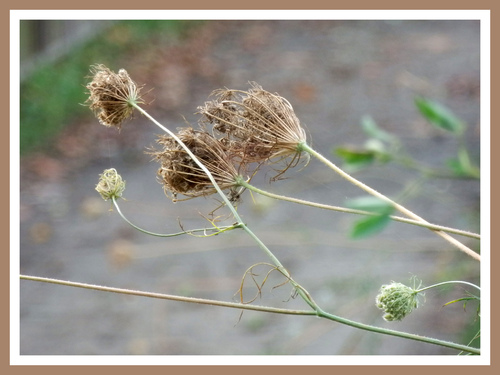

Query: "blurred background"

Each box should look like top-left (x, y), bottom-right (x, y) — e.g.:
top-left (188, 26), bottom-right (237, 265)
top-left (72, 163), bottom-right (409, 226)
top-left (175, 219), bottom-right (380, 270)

top-left (19, 19), bottom-right (481, 356)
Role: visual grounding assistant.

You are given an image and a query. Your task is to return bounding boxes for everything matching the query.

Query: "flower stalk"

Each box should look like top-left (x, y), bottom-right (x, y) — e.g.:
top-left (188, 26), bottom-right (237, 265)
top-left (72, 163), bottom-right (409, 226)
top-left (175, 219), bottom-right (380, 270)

top-left (298, 142), bottom-right (480, 261)
top-left (235, 177), bottom-right (480, 240)
top-left (20, 274), bottom-right (480, 355)
top-left (71, 67), bottom-right (482, 354)
top-left (111, 196), bottom-right (243, 238)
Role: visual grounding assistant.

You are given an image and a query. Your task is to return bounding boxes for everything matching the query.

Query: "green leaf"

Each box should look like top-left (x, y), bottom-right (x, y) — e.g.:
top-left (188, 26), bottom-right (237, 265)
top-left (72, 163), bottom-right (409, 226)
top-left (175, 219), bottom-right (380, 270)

top-left (446, 156), bottom-right (480, 179)
top-left (335, 144), bottom-right (391, 172)
top-left (443, 296), bottom-right (477, 307)
top-left (350, 214), bottom-right (392, 239)
top-left (346, 197), bottom-right (394, 239)
top-left (361, 115), bottom-right (398, 144)
top-left (346, 196), bottom-right (394, 215)
top-left (415, 97), bottom-right (465, 134)
top-left (335, 147), bottom-right (376, 165)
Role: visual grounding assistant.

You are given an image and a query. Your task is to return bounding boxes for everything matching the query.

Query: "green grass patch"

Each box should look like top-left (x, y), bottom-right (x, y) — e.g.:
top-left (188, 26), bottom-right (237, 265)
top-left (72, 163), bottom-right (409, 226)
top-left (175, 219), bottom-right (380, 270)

top-left (20, 20), bottom-right (201, 155)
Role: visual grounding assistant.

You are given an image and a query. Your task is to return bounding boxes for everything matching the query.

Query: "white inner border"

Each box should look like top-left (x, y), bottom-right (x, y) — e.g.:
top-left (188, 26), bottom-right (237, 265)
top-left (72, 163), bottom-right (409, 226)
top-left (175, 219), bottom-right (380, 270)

top-left (10, 9), bottom-right (491, 367)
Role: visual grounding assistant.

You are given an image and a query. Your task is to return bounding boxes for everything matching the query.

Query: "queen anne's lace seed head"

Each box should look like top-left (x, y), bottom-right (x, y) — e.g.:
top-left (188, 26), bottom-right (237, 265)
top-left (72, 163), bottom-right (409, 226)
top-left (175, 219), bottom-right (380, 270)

top-left (197, 82), bottom-right (308, 178)
top-left (149, 128), bottom-right (242, 202)
top-left (86, 64), bottom-right (144, 129)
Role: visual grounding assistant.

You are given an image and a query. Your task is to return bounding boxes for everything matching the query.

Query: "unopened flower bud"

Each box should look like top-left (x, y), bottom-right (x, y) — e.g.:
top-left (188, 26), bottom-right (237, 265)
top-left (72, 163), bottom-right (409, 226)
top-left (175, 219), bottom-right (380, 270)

top-left (376, 281), bottom-right (421, 321)
top-left (96, 168), bottom-right (126, 201)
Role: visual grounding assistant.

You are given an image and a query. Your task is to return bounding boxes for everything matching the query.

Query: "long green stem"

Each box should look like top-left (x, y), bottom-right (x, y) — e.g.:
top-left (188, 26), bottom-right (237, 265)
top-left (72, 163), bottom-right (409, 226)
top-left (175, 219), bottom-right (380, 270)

top-left (132, 103), bottom-right (317, 309)
top-left (125, 103), bottom-right (479, 353)
top-left (19, 275), bottom-right (315, 316)
top-left (20, 275), bottom-right (480, 354)
top-left (314, 307), bottom-right (479, 354)
top-left (417, 280), bottom-right (481, 293)
top-left (111, 196), bottom-right (241, 237)
top-left (237, 178), bottom-right (480, 240)
top-left (299, 143), bottom-right (480, 261)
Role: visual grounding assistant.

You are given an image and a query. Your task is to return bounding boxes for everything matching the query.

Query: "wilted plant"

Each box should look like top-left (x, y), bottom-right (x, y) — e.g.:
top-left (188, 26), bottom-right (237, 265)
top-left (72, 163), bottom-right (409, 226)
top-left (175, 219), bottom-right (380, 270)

top-left (149, 127), bottom-right (244, 202)
top-left (198, 82), bottom-right (308, 178)
top-left (20, 64), bottom-right (481, 355)
top-left (85, 64), bottom-right (144, 129)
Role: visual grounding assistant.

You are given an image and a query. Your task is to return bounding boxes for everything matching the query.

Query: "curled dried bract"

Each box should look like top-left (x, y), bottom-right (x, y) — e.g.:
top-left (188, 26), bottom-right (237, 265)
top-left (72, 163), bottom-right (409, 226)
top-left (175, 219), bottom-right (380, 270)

top-left (198, 83), bottom-right (306, 157)
top-left (197, 82), bottom-right (308, 178)
top-left (86, 64), bottom-right (144, 129)
top-left (149, 128), bottom-right (243, 202)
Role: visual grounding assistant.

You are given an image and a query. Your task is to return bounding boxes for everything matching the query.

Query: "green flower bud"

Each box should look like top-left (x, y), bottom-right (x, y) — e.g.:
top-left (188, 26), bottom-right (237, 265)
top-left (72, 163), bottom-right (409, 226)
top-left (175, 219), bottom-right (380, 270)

top-left (96, 168), bottom-right (126, 201)
top-left (376, 281), bottom-right (421, 321)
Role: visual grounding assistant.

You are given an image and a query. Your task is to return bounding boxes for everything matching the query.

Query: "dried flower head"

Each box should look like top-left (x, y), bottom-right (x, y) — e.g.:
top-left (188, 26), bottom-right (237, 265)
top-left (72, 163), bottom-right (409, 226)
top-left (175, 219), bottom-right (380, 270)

top-left (86, 64), bottom-right (144, 129)
top-left (96, 168), bottom-right (126, 201)
top-left (375, 281), bottom-right (422, 321)
top-left (197, 82), bottom-right (307, 172)
top-left (149, 127), bottom-right (243, 202)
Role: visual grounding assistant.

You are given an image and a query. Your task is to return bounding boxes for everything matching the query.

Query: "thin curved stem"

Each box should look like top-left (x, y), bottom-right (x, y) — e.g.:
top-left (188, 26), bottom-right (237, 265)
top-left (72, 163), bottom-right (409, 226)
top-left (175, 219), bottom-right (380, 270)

top-left (20, 275), bottom-right (480, 355)
top-left (417, 280), bottom-right (481, 293)
top-left (237, 179), bottom-right (480, 240)
top-left (111, 196), bottom-right (241, 237)
top-left (300, 143), bottom-right (480, 261)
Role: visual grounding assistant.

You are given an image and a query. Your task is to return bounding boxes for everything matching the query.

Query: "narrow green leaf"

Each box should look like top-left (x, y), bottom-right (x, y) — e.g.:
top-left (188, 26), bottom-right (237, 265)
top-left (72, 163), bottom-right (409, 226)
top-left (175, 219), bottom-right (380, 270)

top-left (335, 145), bottom-right (391, 172)
top-left (350, 214), bottom-right (391, 239)
top-left (415, 97), bottom-right (465, 134)
top-left (361, 115), bottom-right (398, 144)
top-left (335, 147), bottom-right (376, 164)
top-left (443, 296), bottom-right (477, 307)
top-left (346, 196), bottom-right (394, 215)
top-left (446, 157), bottom-right (480, 178)
top-left (346, 196), bottom-right (394, 239)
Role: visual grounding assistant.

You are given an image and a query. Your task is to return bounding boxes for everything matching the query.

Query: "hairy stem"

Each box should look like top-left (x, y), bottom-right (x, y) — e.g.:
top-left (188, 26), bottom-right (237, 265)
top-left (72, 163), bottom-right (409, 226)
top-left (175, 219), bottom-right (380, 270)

top-left (20, 275), bottom-right (480, 355)
top-left (314, 306), bottom-right (479, 354)
top-left (19, 275), bottom-right (315, 316)
top-left (237, 178), bottom-right (480, 240)
top-left (132, 103), bottom-right (317, 309)
top-left (112, 196), bottom-right (241, 237)
top-left (299, 143), bottom-right (480, 261)
top-left (417, 280), bottom-right (481, 293)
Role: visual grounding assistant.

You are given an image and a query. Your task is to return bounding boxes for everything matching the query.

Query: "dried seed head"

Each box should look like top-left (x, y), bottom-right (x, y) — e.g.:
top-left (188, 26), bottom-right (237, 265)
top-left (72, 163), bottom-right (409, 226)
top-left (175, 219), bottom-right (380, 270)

top-left (375, 282), bottom-right (421, 321)
top-left (86, 64), bottom-right (144, 129)
top-left (198, 82), bottom-right (307, 166)
top-left (149, 128), bottom-right (242, 202)
top-left (96, 168), bottom-right (126, 201)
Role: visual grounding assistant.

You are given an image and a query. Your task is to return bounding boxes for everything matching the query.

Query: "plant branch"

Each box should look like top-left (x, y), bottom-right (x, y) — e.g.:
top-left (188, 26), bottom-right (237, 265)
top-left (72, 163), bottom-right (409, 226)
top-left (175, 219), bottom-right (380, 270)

top-left (132, 103), bottom-right (318, 310)
top-left (299, 143), bottom-right (480, 261)
top-left (236, 178), bottom-right (480, 240)
top-left (111, 196), bottom-right (241, 237)
top-left (20, 275), bottom-right (480, 355)
top-left (314, 307), bottom-right (479, 354)
top-left (417, 280), bottom-right (481, 293)
top-left (19, 275), bottom-right (315, 316)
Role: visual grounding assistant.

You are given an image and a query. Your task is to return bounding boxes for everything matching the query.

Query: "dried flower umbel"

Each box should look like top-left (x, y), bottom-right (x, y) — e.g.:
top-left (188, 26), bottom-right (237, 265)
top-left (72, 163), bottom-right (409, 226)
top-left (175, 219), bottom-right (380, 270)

top-left (86, 64), bottom-right (144, 129)
top-left (96, 168), bottom-right (126, 201)
top-left (197, 82), bottom-right (308, 174)
top-left (149, 127), bottom-right (244, 202)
